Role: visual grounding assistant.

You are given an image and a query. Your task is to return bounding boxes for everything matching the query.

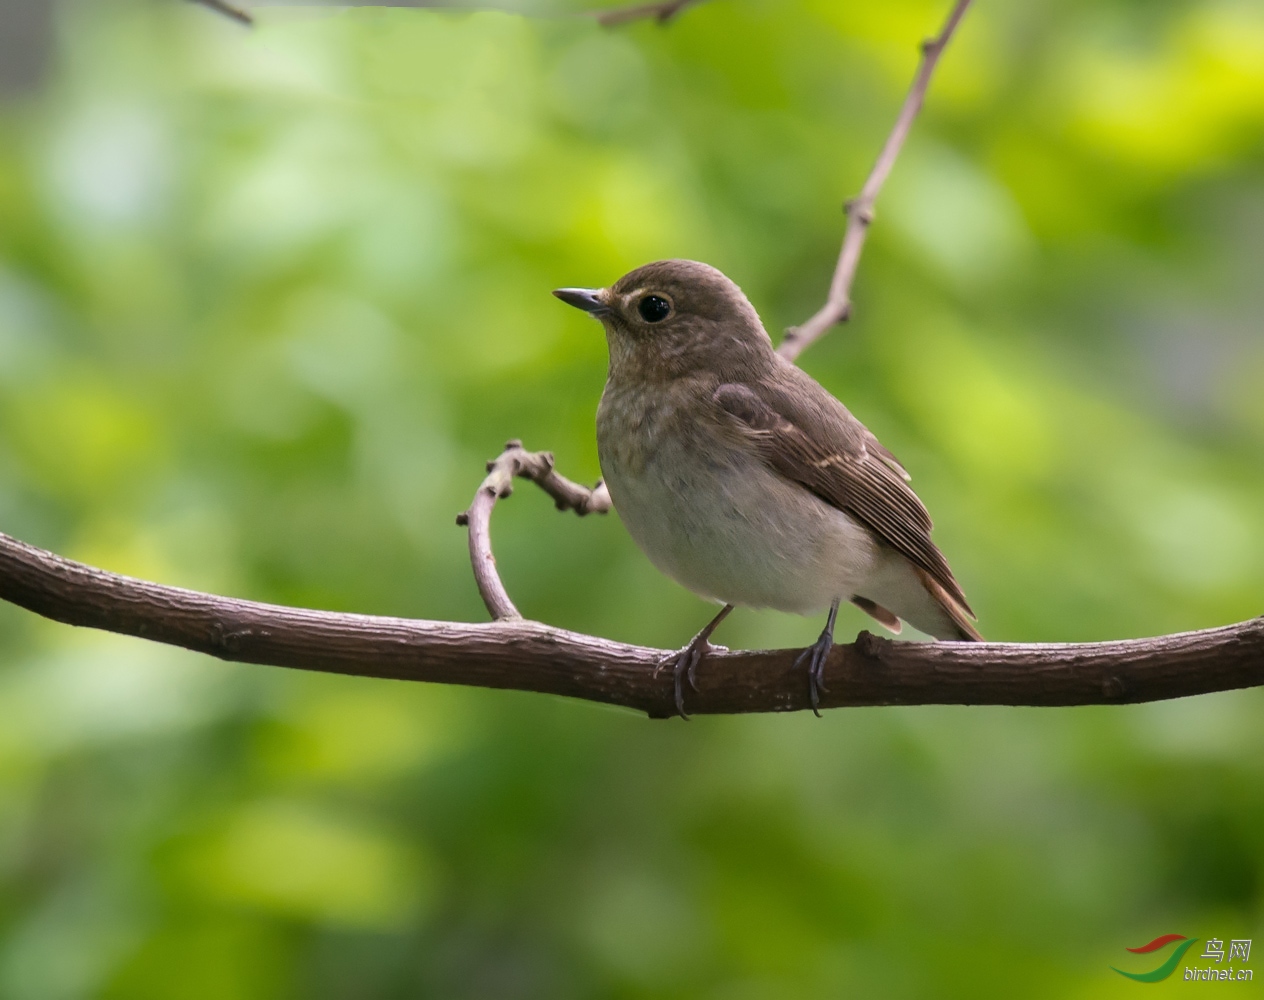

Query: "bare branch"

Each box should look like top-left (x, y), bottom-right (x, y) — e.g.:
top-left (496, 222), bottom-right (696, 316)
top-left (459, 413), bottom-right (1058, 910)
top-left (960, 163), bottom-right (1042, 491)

top-left (778, 0), bottom-right (973, 362)
top-left (0, 532), bottom-right (1259, 718)
top-left (453, 0), bottom-right (973, 655)
top-left (594, 0), bottom-right (706, 27)
top-left (456, 441), bottom-right (611, 621)
top-left (182, 0), bottom-right (709, 30)
top-left (188, 0), bottom-right (253, 25)
top-left (47, 0), bottom-right (1253, 723)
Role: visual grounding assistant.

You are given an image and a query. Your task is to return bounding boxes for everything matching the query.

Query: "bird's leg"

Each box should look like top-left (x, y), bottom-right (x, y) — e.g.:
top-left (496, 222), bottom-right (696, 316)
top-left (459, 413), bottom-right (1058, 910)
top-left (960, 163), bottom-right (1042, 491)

top-left (657, 604), bottom-right (734, 719)
top-left (795, 597), bottom-right (841, 717)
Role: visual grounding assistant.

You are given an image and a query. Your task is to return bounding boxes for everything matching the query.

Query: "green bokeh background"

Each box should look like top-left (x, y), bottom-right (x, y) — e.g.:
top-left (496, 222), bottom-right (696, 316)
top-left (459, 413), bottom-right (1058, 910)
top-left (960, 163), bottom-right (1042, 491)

top-left (1, 0), bottom-right (1262, 995)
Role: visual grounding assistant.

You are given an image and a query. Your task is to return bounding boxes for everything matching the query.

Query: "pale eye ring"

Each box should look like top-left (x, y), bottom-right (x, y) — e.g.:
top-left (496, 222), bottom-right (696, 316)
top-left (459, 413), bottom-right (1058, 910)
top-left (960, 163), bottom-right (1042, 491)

top-left (638, 295), bottom-right (671, 323)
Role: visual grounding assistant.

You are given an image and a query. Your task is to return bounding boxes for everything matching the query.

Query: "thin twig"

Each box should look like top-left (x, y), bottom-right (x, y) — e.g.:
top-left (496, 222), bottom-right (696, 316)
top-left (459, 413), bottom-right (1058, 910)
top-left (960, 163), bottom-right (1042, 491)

top-left (188, 0), bottom-right (253, 25)
top-left (182, 0), bottom-right (707, 30)
top-left (456, 441), bottom-right (611, 620)
top-left (777, 0), bottom-right (974, 362)
top-left (51, 0), bottom-right (1247, 722)
top-left (457, 0), bottom-right (973, 627)
top-left (594, 0), bottom-right (706, 27)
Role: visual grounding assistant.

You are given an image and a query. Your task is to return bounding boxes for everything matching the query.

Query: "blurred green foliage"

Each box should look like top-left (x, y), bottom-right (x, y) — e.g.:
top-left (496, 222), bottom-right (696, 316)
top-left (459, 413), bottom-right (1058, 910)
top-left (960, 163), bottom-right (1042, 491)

top-left (0, 0), bottom-right (1262, 995)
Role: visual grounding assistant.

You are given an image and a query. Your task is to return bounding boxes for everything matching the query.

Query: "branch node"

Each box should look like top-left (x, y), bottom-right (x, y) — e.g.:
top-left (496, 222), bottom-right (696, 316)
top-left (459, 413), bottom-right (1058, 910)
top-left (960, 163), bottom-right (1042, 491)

top-left (855, 629), bottom-right (888, 660)
top-left (844, 197), bottom-right (875, 226)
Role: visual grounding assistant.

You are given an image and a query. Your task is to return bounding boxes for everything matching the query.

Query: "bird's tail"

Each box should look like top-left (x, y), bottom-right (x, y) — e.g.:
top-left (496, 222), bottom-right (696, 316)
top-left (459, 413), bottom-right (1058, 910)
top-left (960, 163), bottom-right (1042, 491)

top-left (914, 567), bottom-right (983, 642)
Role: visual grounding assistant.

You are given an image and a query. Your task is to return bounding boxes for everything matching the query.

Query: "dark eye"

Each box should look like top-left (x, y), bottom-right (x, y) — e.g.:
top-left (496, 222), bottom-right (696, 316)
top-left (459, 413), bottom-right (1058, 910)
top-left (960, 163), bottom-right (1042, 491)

top-left (637, 295), bottom-right (671, 323)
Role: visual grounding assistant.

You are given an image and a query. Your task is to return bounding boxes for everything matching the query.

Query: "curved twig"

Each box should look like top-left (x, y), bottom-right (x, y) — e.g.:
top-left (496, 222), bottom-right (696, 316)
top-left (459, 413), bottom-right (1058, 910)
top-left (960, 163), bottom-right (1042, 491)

top-left (778, 0), bottom-right (974, 362)
top-left (456, 441), bottom-right (611, 620)
top-left (0, 532), bottom-right (1260, 718)
top-left (35, 0), bottom-right (1257, 722)
top-left (457, 0), bottom-right (976, 646)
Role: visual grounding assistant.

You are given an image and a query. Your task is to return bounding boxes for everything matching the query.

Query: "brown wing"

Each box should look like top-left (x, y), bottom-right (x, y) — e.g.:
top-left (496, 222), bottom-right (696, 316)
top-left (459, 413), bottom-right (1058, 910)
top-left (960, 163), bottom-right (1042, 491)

top-left (712, 376), bottom-right (975, 618)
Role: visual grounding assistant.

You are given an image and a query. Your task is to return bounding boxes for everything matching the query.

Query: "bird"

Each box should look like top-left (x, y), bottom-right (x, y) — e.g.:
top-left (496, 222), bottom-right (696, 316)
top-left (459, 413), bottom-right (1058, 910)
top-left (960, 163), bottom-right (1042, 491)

top-left (553, 259), bottom-right (980, 717)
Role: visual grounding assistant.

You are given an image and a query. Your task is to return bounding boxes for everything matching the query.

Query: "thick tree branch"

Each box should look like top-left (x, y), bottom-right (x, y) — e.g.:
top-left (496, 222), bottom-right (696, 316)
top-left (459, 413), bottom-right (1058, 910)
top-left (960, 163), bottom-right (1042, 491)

top-left (778, 0), bottom-right (973, 362)
top-left (455, 440), bottom-right (610, 621)
top-left (0, 532), bottom-right (1260, 717)
top-left (34, 0), bottom-right (1257, 719)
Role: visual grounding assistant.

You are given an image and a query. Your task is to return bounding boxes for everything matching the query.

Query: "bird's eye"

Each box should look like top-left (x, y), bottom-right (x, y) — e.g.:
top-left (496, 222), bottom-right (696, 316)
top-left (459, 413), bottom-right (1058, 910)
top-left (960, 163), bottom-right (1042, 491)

top-left (637, 295), bottom-right (671, 323)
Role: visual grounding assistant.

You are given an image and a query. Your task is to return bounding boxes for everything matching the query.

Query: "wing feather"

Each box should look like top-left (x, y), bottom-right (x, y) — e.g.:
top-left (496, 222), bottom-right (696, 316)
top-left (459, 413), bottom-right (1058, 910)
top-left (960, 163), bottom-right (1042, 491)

top-left (712, 377), bottom-right (974, 617)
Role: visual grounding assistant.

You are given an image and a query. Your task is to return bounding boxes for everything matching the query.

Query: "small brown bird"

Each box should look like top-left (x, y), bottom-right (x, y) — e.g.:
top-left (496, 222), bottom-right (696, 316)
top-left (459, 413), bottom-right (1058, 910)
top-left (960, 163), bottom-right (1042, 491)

top-left (554, 260), bottom-right (980, 716)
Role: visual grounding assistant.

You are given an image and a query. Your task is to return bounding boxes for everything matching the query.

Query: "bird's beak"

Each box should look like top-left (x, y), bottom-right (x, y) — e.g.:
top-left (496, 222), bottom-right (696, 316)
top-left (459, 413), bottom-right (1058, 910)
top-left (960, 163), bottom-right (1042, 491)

top-left (552, 287), bottom-right (610, 317)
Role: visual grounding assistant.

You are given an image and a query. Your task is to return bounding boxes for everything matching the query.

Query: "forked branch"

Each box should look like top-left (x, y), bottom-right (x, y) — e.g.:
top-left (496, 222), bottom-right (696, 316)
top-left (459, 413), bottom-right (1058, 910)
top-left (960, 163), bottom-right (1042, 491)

top-left (11, 0), bottom-right (1258, 716)
top-left (456, 441), bottom-right (611, 621)
top-left (458, 0), bottom-right (981, 656)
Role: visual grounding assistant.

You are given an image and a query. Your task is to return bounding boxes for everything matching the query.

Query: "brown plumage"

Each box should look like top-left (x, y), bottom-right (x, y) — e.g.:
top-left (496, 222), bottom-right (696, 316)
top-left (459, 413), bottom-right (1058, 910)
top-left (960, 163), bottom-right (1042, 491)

top-left (710, 375), bottom-right (980, 641)
top-left (554, 259), bottom-right (981, 713)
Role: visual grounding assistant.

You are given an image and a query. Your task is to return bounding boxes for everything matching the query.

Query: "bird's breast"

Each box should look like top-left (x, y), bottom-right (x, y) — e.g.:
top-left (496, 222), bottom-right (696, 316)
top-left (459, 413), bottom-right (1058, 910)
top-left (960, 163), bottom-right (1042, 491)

top-left (596, 381), bottom-right (877, 614)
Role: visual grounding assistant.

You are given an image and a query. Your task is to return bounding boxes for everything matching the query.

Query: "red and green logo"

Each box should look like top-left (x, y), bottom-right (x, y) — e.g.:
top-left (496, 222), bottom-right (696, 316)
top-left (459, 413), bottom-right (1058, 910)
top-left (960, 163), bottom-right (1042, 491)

top-left (1112, 934), bottom-right (1199, 982)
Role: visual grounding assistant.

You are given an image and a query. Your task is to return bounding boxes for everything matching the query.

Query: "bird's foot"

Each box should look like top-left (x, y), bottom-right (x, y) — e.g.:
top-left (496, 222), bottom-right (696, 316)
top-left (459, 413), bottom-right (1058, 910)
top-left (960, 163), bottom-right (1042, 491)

top-left (657, 636), bottom-right (728, 720)
top-left (654, 604), bottom-right (735, 719)
top-left (794, 624), bottom-right (836, 718)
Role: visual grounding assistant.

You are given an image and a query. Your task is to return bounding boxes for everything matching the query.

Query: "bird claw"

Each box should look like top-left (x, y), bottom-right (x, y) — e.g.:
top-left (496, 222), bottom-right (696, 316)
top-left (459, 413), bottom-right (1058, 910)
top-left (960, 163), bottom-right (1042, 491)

top-left (688, 642), bottom-right (727, 691)
top-left (794, 627), bottom-right (835, 718)
top-left (660, 637), bottom-right (723, 720)
top-left (655, 605), bottom-right (735, 720)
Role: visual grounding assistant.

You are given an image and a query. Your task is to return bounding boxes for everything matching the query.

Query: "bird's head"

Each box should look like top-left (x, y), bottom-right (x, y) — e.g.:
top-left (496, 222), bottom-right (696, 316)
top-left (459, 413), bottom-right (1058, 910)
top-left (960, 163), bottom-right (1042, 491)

top-left (554, 259), bottom-right (774, 380)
